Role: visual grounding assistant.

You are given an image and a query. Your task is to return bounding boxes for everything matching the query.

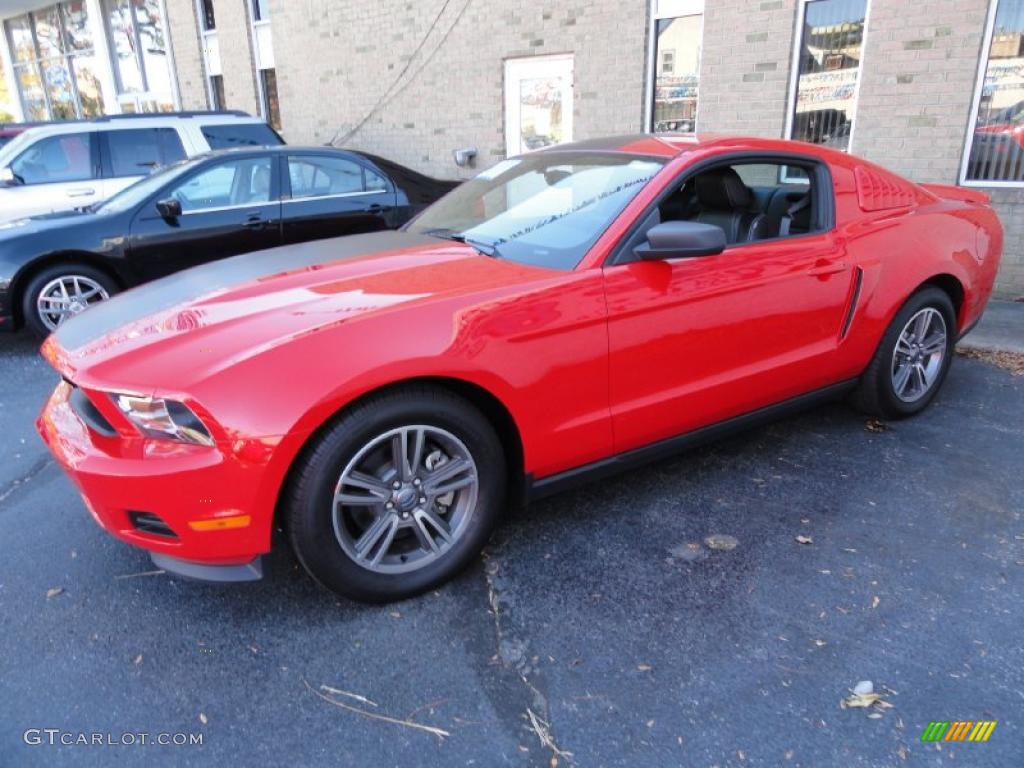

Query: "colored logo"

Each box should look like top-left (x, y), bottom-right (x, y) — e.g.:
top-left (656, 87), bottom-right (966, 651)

top-left (921, 721), bottom-right (996, 742)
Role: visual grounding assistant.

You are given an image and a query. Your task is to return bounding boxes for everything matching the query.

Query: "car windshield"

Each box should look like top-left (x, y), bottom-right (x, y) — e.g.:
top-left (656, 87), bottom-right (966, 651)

top-left (93, 158), bottom-right (196, 214)
top-left (406, 152), bottom-right (665, 270)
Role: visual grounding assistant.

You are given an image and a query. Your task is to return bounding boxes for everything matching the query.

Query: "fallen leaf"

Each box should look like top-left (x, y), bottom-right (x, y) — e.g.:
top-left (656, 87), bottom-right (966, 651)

top-left (795, 535), bottom-right (813, 545)
top-left (872, 596), bottom-right (881, 609)
top-left (646, 719), bottom-right (655, 728)
top-left (704, 534), bottom-right (739, 551)
top-left (199, 713), bottom-right (208, 725)
top-left (46, 587), bottom-right (64, 599)
top-left (133, 654), bottom-right (143, 666)
top-left (814, 639), bottom-right (827, 647)
top-left (389, 611), bottom-right (401, 619)
top-left (637, 664), bottom-right (652, 672)
top-left (865, 419), bottom-right (889, 433)
top-left (853, 680), bottom-right (874, 695)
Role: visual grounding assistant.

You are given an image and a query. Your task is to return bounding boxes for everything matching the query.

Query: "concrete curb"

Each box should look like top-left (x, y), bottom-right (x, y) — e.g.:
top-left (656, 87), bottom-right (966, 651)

top-left (956, 300), bottom-right (1024, 355)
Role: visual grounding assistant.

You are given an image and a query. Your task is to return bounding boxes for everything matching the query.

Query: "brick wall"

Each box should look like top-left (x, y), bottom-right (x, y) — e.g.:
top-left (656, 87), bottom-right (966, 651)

top-left (167, 0), bottom-right (1021, 296)
top-left (698, 0), bottom-right (797, 137)
top-left (165, 0), bottom-right (208, 110)
top-left (212, 0), bottom-right (259, 115)
top-left (267, 0), bottom-right (648, 180)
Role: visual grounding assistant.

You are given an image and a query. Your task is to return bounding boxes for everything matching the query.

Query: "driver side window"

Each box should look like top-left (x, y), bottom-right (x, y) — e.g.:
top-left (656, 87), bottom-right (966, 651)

top-left (168, 158), bottom-right (273, 213)
top-left (10, 133), bottom-right (95, 186)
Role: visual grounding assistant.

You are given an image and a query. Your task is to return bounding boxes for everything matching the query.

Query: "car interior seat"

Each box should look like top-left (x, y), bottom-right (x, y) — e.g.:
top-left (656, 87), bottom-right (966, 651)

top-left (689, 167), bottom-right (779, 244)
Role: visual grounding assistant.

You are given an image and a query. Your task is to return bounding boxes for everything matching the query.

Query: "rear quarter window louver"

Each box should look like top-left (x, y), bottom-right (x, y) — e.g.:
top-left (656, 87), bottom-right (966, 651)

top-left (854, 166), bottom-right (917, 212)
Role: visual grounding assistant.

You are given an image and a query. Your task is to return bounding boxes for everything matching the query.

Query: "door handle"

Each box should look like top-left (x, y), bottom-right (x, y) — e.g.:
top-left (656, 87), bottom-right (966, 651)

top-left (809, 262), bottom-right (847, 277)
top-left (67, 188), bottom-right (95, 197)
top-left (367, 203), bottom-right (392, 213)
top-left (243, 214), bottom-right (265, 229)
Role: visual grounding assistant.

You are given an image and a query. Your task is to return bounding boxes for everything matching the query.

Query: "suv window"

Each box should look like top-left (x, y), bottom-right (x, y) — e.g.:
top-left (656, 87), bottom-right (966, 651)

top-left (105, 128), bottom-right (187, 178)
top-left (288, 155), bottom-right (382, 198)
top-left (167, 157), bottom-right (273, 213)
top-left (10, 133), bottom-right (95, 185)
top-left (201, 123), bottom-right (282, 149)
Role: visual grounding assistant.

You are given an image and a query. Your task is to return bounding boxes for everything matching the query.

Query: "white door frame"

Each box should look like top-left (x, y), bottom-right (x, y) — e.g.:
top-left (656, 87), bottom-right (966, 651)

top-left (504, 54), bottom-right (574, 157)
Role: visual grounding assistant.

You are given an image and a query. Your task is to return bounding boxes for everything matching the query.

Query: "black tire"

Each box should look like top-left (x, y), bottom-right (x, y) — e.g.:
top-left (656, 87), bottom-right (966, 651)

top-left (21, 262), bottom-right (118, 338)
top-left (284, 386), bottom-right (506, 603)
top-left (851, 286), bottom-right (956, 419)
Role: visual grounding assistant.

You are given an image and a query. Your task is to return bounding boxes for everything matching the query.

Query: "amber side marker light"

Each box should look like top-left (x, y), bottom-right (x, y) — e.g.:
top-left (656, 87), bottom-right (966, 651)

top-left (188, 515), bottom-right (252, 532)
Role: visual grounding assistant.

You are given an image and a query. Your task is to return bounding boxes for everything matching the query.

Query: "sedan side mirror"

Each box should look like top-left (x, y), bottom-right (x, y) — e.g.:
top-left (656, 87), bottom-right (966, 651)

top-left (633, 221), bottom-right (727, 261)
top-left (156, 198), bottom-right (182, 220)
top-left (0, 167), bottom-right (16, 187)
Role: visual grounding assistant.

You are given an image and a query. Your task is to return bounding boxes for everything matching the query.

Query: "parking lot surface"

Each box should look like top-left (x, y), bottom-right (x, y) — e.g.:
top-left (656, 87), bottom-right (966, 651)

top-left (1, 332), bottom-right (1021, 767)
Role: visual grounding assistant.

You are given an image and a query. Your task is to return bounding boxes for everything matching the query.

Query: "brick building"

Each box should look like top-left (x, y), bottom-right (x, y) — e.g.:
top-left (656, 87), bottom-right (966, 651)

top-left (1, 0), bottom-right (1022, 296)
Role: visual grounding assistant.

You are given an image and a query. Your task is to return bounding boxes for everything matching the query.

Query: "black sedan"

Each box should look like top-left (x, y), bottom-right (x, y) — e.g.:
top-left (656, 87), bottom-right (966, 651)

top-left (0, 146), bottom-right (459, 336)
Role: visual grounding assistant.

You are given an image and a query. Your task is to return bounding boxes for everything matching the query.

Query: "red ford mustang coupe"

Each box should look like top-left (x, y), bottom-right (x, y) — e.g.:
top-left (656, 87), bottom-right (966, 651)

top-left (36, 135), bottom-right (1002, 602)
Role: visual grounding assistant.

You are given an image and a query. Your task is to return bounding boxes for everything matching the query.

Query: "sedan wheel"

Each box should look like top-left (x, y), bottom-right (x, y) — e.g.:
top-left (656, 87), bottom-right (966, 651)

top-left (285, 387), bottom-right (506, 602)
top-left (22, 263), bottom-right (119, 338)
top-left (36, 275), bottom-right (110, 332)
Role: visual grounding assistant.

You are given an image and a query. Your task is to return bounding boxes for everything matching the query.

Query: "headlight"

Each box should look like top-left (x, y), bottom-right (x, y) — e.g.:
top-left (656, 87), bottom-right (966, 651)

top-left (112, 394), bottom-right (214, 446)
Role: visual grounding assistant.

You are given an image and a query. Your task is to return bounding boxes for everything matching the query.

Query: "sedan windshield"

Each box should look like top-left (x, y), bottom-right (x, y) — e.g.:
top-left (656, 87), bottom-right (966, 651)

top-left (93, 158), bottom-right (196, 214)
top-left (407, 152), bottom-right (665, 269)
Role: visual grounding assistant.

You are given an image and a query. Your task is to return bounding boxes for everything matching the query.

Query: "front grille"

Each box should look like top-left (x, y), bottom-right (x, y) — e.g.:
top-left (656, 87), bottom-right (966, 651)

top-left (128, 511), bottom-right (178, 539)
top-left (67, 382), bottom-right (117, 437)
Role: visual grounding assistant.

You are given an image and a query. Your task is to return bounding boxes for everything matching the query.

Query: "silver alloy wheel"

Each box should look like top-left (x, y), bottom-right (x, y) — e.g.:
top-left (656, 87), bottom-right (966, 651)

top-left (332, 425), bottom-right (479, 574)
top-left (890, 307), bottom-right (947, 403)
top-left (36, 275), bottom-right (110, 331)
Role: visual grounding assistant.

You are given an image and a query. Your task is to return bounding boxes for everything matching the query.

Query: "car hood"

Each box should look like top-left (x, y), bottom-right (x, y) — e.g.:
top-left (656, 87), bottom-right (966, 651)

top-left (0, 207), bottom-right (97, 238)
top-left (45, 231), bottom-right (553, 392)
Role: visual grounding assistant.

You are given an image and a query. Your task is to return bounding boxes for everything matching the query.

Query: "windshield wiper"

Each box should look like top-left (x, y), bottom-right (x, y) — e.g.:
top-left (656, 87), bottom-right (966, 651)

top-left (421, 227), bottom-right (501, 258)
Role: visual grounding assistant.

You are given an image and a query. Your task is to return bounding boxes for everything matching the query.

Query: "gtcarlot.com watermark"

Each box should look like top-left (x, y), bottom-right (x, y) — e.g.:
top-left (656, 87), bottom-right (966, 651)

top-left (24, 729), bottom-right (203, 747)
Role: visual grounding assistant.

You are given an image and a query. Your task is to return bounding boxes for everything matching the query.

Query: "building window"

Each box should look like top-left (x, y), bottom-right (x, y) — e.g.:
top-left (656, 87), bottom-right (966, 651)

top-left (787, 0), bottom-right (869, 151)
top-left (648, 1), bottom-right (703, 133)
top-left (209, 73), bottom-right (225, 110)
top-left (259, 68), bottom-right (280, 129)
top-left (962, 0), bottom-right (1024, 185)
top-left (251, 0), bottom-right (270, 23)
top-left (504, 54), bottom-right (574, 156)
top-left (103, 0), bottom-right (177, 113)
top-left (198, 0), bottom-right (215, 31)
top-left (4, 3), bottom-right (107, 121)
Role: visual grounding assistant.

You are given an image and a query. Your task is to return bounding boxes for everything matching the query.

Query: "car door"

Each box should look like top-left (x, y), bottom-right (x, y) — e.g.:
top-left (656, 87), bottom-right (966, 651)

top-left (128, 155), bottom-right (282, 280)
top-left (602, 157), bottom-right (856, 454)
top-left (281, 153), bottom-right (397, 244)
top-left (1, 131), bottom-right (101, 219)
top-left (98, 127), bottom-right (188, 200)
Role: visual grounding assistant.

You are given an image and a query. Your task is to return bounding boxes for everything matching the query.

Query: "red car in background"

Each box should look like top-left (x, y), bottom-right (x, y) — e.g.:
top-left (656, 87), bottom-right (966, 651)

top-left (0, 123), bottom-right (35, 149)
top-left (37, 135), bottom-right (1002, 602)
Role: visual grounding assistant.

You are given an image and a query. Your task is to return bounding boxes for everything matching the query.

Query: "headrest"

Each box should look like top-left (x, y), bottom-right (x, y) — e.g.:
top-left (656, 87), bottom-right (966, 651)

top-left (694, 167), bottom-right (752, 210)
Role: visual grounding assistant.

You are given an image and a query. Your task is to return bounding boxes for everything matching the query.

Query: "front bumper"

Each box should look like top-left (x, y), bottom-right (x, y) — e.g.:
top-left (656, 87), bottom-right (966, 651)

top-left (36, 379), bottom-right (275, 574)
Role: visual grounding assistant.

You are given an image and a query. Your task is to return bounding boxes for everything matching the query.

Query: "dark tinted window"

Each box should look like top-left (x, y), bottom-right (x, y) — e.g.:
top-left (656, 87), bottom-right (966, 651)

top-left (10, 132), bottom-right (95, 185)
top-left (105, 128), bottom-right (186, 177)
top-left (199, 0), bottom-right (215, 30)
top-left (201, 123), bottom-right (282, 149)
top-left (288, 155), bottom-right (375, 198)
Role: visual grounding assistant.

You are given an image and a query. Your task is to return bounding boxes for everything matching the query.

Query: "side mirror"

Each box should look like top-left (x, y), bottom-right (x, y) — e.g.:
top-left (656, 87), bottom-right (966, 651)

top-left (156, 198), bottom-right (182, 219)
top-left (633, 221), bottom-right (727, 261)
top-left (0, 167), bottom-right (16, 187)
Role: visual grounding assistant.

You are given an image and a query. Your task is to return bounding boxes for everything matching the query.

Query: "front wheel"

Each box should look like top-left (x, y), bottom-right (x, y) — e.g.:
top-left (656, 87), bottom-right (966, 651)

top-left (22, 263), bottom-right (118, 337)
top-left (851, 286), bottom-right (956, 419)
top-left (284, 387), bottom-right (506, 603)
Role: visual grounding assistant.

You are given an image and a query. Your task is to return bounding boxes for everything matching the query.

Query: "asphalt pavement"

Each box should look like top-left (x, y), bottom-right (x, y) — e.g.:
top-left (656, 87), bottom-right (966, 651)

top-left (1, 331), bottom-right (1021, 767)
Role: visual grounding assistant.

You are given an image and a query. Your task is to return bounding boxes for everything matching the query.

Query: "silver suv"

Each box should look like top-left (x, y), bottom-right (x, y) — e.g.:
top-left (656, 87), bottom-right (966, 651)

top-left (0, 111), bottom-right (282, 224)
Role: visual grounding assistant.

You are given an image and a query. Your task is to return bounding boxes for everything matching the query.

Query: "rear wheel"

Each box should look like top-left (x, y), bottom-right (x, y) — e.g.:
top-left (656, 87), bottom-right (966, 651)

top-left (284, 387), bottom-right (506, 602)
top-left (22, 263), bottom-right (118, 337)
top-left (851, 286), bottom-right (956, 419)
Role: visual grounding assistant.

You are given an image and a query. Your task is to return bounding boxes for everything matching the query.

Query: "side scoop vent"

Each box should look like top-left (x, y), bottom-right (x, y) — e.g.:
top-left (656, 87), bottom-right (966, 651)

top-left (854, 166), bottom-right (916, 212)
